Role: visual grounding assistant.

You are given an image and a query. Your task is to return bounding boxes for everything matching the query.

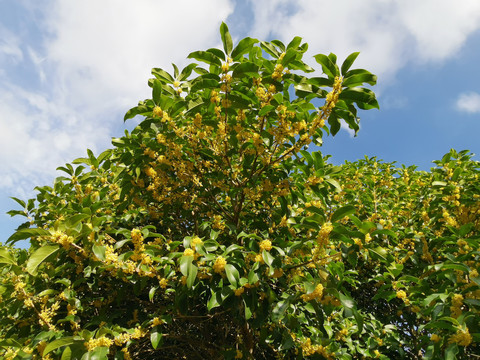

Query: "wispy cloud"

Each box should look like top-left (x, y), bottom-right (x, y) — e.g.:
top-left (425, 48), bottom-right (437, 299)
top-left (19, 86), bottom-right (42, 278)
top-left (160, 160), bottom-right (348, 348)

top-left (456, 92), bottom-right (480, 113)
top-left (249, 0), bottom-right (480, 81)
top-left (0, 0), bottom-right (234, 196)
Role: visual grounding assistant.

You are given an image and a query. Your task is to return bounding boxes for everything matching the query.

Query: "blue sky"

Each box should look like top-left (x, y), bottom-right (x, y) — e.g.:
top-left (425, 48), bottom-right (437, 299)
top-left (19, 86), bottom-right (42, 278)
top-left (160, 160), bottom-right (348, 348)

top-left (1, 0), bottom-right (480, 245)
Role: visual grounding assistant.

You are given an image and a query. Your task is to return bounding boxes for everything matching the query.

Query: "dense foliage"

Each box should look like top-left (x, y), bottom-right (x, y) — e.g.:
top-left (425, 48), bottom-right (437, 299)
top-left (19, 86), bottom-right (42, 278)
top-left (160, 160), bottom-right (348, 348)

top-left (1, 23), bottom-right (479, 359)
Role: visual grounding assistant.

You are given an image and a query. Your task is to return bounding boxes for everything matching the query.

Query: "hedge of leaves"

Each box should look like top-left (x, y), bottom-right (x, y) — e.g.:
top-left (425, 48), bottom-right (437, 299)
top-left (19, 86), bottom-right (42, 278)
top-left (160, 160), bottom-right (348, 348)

top-left (1, 23), bottom-right (479, 359)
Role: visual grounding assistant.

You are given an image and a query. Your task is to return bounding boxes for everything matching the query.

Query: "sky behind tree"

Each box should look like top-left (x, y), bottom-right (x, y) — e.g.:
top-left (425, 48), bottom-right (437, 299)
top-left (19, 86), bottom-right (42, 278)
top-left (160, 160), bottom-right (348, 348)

top-left (1, 0), bottom-right (480, 243)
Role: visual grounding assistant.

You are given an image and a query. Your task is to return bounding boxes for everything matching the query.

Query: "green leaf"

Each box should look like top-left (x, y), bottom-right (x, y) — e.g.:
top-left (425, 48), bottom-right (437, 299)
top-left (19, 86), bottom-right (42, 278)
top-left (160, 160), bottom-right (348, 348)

top-left (324, 177), bottom-right (342, 191)
top-left (43, 337), bottom-right (83, 356)
top-left (339, 292), bottom-right (356, 317)
top-left (231, 37), bottom-right (257, 60)
top-left (260, 41), bottom-right (280, 58)
top-left (152, 68), bottom-right (175, 83)
top-left (0, 248), bottom-right (15, 265)
top-left (342, 73), bottom-right (377, 87)
top-left (188, 51), bottom-right (222, 67)
top-left (232, 62), bottom-right (259, 79)
top-left (26, 245), bottom-right (60, 275)
top-left (187, 263), bottom-right (197, 289)
top-left (7, 227), bottom-right (50, 244)
top-left (332, 205), bottom-right (356, 222)
top-left (314, 53), bottom-right (338, 78)
top-left (10, 196), bottom-right (26, 208)
top-left (123, 104), bottom-right (150, 122)
top-left (61, 346), bottom-right (72, 360)
top-left (179, 255), bottom-right (193, 276)
top-left (207, 290), bottom-right (221, 311)
top-left (281, 48), bottom-right (297, 67)
top-left (152, 79), bottom-right (163, 104)
top-left (339, 88), bottom-right (379, 109)
top-left (368, 246), bottom-right (388, 262)
top-left (341, 52), bottom-right (360, 75)
top-left (262, 250), bottom-right (275, 267)
top-left (225, 264), bottom-right (240, 287)
top-left (308, 77), bottom-right (334, 87)
top-left (220, 22), bottom-right (233, 55)
top-left (92, 245), bottom-right (105, 261)
top-left (287, 36), bottom-right (302, 50)
top-left (244, 299), bottom-right (252, 320)
top-left (82, 347), bottom-right (109, 360)
top-left (272, 300), bottom-right (290, 322)
top-left (150, 328), bottom-right (163, 349)
top-left (445, 344), bottom-right (459, 360)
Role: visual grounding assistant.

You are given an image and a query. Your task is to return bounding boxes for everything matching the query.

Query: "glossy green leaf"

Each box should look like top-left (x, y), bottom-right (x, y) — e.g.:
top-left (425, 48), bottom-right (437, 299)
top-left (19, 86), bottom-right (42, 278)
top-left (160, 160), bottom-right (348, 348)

top-left (123, 104), bottom-right (150, 122)
top-left (82, 346), bottom-right (109, 360)
top-left (331, 205), bottom-right (356, 222)
top-left (92, 245), bottom-right (105, 261)
top-left (341, 52), bottom-right (360, 75)
top-left (225, 264), bottom-right (240, 287)
top-left (152, 79), bottom-right (163, 104)
top-left (6, 227), bottom-right (50, 244)
top-left (231, 37), bottom-right (257, 60)
top-left (26, 245), bottom-right (59, 275)
top-left (342, 73), bottom-right (377, 87)
top-left (150, 328), bottom-right (163, 349)
top-left (188, 51), bottom-right (222, 67)
top-left (43, 337), bottom-right (83, 356)
top-left (0, 248), bottom-right (15, 265)
top-left (314, 53), bottom-right (338, 78)
top-left (220, 22), bottom-right (233, 55)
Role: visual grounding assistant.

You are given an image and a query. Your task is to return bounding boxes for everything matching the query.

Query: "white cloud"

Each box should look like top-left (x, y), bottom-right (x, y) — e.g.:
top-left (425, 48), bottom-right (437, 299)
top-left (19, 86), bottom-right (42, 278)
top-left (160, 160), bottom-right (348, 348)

top-left (249, 0), bottom-right (480, 80)
top-left (456, 92), bottom-right (480, 113)
top-left (43, 0), bottom-right (234, 114)
top-left (0, 25), bottom-right (23, 72)
top-left (0, 0), bottom-right (234, 196)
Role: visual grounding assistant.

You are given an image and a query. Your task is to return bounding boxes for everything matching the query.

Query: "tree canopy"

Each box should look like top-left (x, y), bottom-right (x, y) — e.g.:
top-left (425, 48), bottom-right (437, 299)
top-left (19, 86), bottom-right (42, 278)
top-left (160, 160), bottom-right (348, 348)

top-left (1, 23), bottom-right (479, 360)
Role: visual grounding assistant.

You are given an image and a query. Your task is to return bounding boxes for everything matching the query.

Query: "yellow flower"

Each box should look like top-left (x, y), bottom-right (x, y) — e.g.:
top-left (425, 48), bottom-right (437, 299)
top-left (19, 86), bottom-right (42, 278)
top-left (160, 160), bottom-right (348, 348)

top-left (213, 256), bottom-right (227, 273)
top-left (302, 283), bottom-right (324, 302)
top-left (396, 290), bottom-right (407, 299)
top-left (152, 317), bottom-right (164, 327)
top-left (430, 334), bottom-right (441, 342)
top-left (191, 236), bottom-right (203, 250)
top-left (152, 106), bottom-right (163, 117)
top-left (183, 248), bottom-right (195, 257)
top-left (234, 287), bottom-right (245, 296)
top-left (259, 239), bottom-right (272, 251)
top-left (159, 278), bottom-right (168, 289)
top-left (449, 328), bottom-right (472, 347)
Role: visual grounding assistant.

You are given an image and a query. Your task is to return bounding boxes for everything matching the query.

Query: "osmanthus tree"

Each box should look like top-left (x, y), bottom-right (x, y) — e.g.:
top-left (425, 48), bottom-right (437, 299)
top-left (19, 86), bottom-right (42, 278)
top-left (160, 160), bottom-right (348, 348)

top-left (0, 22), bottom-right (478, 359)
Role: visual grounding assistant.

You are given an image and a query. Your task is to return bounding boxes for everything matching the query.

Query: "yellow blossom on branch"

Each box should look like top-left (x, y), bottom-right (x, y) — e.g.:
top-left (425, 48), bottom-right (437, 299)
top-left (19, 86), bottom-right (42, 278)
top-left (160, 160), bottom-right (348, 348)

top-left (213, 256), bottom-right (227, 274)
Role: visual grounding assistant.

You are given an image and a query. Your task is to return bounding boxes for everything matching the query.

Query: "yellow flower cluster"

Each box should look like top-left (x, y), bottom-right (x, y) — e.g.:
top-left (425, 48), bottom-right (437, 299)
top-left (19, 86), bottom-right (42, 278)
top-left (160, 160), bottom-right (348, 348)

top-left (85, 336), bottom-right (114, 351)
top-left (234, 287), bottom-right (245, 296)
top-left (259, 239), bottom-right (272, 251)
top-left (39, 300), bottom-right (60, 330)
top-left (301, 338), bottom-right (333, 358)
top-left (213, 256), bottom-right (227, 274)
top-left (50, 231), bottom-right (74, 250)
top-left (272, 63), bottom-right (284, 80)
top-left (302, 283), bottom-right (324, 302)
top-left (183, 248), bottom-right (195, 257)
top-left (114, 327), bottom-right (146, 346)
top-left (317, 222), bottom-right (333, 246)
top-left (448, 328), bottom-right (472, 347)
top-left (450, 294), bottom-right (464, 318)
top-left (130, 228), bottom-right (146, 262)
